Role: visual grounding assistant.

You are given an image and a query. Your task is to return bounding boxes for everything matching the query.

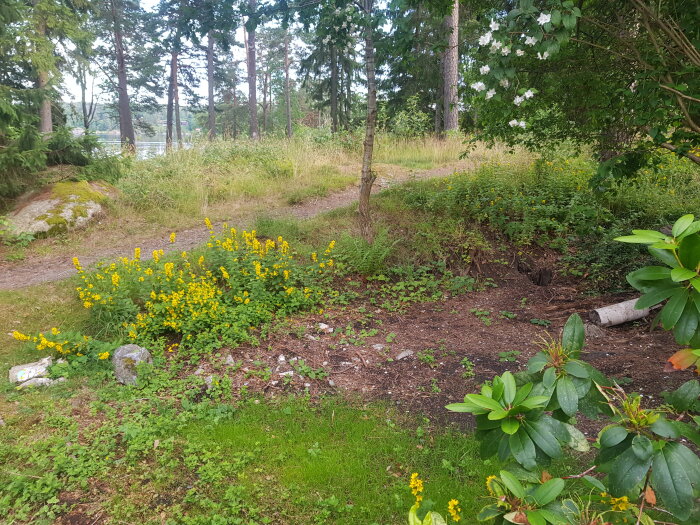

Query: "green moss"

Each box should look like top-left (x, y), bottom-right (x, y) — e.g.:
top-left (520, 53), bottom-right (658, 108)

top-left (50, 181), bottom-right (107, 204)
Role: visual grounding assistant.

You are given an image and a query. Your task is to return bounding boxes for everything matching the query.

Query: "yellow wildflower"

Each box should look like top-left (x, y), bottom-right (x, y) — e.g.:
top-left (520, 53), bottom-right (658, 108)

top-left (134, 247), bottom-right (141, 260)
top-left (205, 217), bottom-right (213, 230)
top-left (83, 301), bottom-right (93, 308)
top-left (220, 267), bottom-right (230, 280)
top-left (409, 473), bottom-right (424, 504)
top-left (447, 499), bottom-right (461, 522)
top-left (51, 327), bottom-right (60, 335)
top-left (72, 257), bottom-right (83, 273)
top-left (98, 351), bottom-right (110, 360)
top-left (111, 273), bottom-right (120, 287)
top-left (170, 232), bottom-right (176, 243)
top-left (11, 330), bottom-right (31, 342)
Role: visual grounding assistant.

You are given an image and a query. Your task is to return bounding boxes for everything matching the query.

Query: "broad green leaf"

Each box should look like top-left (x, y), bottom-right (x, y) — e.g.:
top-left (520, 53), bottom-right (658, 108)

top-left (691, 278), bottom-right (700, 294)
top-left (678, 234), bottom-right (700, 269)
top-left (556, 376), bottom-right (578, 416)
top-left (477, 504), bottom-right (502, 521)
top-left (539, 508), bottom-right (566, 524)
top-left (609, 447), bottom-right (652, 495)
top-left (600, 425), bottom-right (628, 448)
top-left (629, 266), bottom-right (672, 281)
top-left (512, 382), bottom-right (533, 406)
top-left (672, 214), bottom-right (695, 237)
top-left (465, 394), bottom-right (503, 412)
top-left (543, 367), bottom-right (556, 389)
top-left (669, 442), bottom-right (700, 486)
top-left (677, 221), bottom-right (700, 239)
top-left (582, 475), bottom-right (606, 491)
top-left (635, 286), bottom-right (679, 309)
top-left (648, 247), bottom-right (679, 268)
top-left (527, 353), bottom-right (548, 373)
top-left (524, 420), bottom-right (562, 459)
top-left (423, 511), bottom-right (447, 525)
top-left (564, 423), bottom-right (590, 452)
top-left (631, 434), bottom-right (654, 461)
top-left (670, 267), bottom-right (698, 282)
top-left (651, 443), bottom-right (693, 521)
top-left (509, 429), bottom-right (537, 470)
top-left (408, 503), bottom-right (422, 525)
top-left (517, 396), bottom-right (550, 410)
top-left (631, 229), bottom-right (667, 239)
top-left (492, 377), bottom-right (505, 401)
top-left (525, 510), bottom-right (546, 525)
top-left (562, 314), bottom-right (584, 352)
top-left (499, 470), bottom-right (525, 499)
top-left (673, 301), bottom-right (698, 345)
top-left (665, 379), bottom-right (700, 412)
top-left (502, 371), bottom-right (516, 405)
top-left (476, 414), bottom-right (502, 431)
top-left (660, 288), bottom-right (688, 329)
top-left (488, 408), bottom-right (510, 420)
top-left (501, 418), bottom-right (520, 435)
top-left (616, 234), bottom-right (663, 244)
top-left (531, 478), bottom-right (565, 506)
top-left (650, 417), bottom-right (680, 438)
top-left (446, 402), bottom-right (481, 414)
top-left (563, 360), bottom-right (589, 378)
top-left (476, 504), bottom-right (502, 521)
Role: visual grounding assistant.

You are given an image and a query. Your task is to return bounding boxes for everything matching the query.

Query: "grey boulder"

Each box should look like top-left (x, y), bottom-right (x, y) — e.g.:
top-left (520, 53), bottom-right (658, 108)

top-left (9, 356), bottom-right (53, 384)
top-left (112, 344), bottom-right (152, 385)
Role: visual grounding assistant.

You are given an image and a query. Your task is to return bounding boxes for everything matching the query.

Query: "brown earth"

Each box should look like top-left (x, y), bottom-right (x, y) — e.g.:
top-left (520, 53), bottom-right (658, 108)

top-left (182, 261), bottom-right (693, 431)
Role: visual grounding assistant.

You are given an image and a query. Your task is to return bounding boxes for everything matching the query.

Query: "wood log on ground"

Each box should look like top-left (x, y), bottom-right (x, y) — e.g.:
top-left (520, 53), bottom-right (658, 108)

top-left (589, 298), bottom-right (652, 327)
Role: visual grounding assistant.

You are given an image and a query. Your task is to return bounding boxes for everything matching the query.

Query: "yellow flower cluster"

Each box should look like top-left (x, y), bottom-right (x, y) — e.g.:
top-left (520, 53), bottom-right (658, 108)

top-left (600, 492), bottom-right (631, 512)
top-left (409, 472), bottom-right (424, 505)
top-left (12, 327), bottom-right (91, 357)
top-left (447, 499), bottom-right (461, 522)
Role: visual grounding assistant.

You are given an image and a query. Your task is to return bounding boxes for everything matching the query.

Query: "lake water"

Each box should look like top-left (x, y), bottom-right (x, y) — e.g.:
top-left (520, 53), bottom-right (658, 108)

top-left (96, 133), bottom-right (192, 159)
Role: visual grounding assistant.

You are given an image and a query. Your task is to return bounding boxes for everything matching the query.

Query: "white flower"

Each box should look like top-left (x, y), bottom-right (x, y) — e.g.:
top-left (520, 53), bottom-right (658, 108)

top-left (491, 40), bottom-right (502, 50)
top-left (516, 49), bottom-right (525, 56)
top-left (323, 36), bottom-right (330, 44)
top-left (537, 51), bottom-right (549, 60)
top-left (342, 21), bottom-right (347, 29)
top-left (518, 120), bottom-right (527, 129)
top-left (513, 95), bottom-right (524, 105)
top-left (489, 20), bottom-right (499, 31)
top-left (523, 89), bottom-right (534, 99)
top-left (485, 89), bottom-right (496, 99)
top-left (480, 65), bottom-right (490, 75)
top-left (508, 119), bottom-right (519, 127)
top-left (500, 78), bottom-right (510, 88)
top-left (537, 13), bottom-right (551, 25)
top-left (501, 47), bottom-right (511, 56)
top-left (525, 36), bottom-right (537, 46)
top-left (471, 81), bottom-right (486, 92)
top-left (479, 32), bottom-right (493, 46)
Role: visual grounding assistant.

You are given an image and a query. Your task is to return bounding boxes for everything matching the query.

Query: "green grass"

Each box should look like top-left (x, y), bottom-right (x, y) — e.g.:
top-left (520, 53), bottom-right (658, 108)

top-left (181, 397), bottom-right (485, 524)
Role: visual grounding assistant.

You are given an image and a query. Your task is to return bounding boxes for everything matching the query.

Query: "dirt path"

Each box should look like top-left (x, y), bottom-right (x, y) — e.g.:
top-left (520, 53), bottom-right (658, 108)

top-left (0, 164), bottom-right (461, 291)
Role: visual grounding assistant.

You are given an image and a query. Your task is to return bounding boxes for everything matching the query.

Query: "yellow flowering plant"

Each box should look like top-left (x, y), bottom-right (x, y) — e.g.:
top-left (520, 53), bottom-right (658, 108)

top-left (406, 473), bottom-right (460, 525)
top-left (72, 223), bottom-right (335, 353)
top-left (11, 328), bottom-right (115, 364)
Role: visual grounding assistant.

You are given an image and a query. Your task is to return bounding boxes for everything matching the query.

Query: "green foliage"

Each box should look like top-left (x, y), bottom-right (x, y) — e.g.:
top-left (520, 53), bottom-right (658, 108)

top-left (391, 95), bottom-right (432, 138)
top-left (335, 229), bottom-right (397, 276)
top-left (616, 214), bottom-right (700, 354)
top-left (45, 128), bottom-right (100, 167)
top-left (444, 315), bottom-right (700, 524)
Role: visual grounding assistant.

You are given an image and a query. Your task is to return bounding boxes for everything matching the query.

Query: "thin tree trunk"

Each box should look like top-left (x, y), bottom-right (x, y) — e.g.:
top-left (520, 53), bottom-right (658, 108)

top-left (33, 3), bottom-right (52, 134)
top-left (207, 30), bottom-right (216, 140)
top-left (358, 0), bottom-right (377, 242)
top-left (262, 69), bottom-right (268, 133)
top-left (284, 31), bottom-right (292, 137)
top-left (175, 83), bottom-right (183, 148)
top-left (111, 0), bottom-right (135, 151)
top-left (166, 49), bottom-right (178, 151)
top-left (344, 61), bottom-right (352, 130)
top-left (330, 45), bottom-right (339, 133)
top-left (233, 87), bottom-right (238, 139)
top-left (442, 0), bottom-right (459, 131)
top-left (246, 0), bottom-right (259, 139)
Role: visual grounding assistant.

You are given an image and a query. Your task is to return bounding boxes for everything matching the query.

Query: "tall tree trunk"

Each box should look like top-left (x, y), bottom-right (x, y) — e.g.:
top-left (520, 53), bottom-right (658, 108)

top-left (330, 45), bottom-right (339, 133)
top-left (111, 0), bottom-right (136, 151)
top-left (284, 31), bottom-right (292, 138)
top-left (207, 31), bottom-right (216, 140)
top-left (358, 0), bottom-right (377, 242)
top-left (262, 69), bottom-right (268, 133)
top-left (78, 61), bottom-right (96, 130)
top-left (166, 49), bottom-right (178, 151)
top-left (434, 61), bottom-right (443, 134)
top-left (246, 0), bottom-right (259, 139)
top-left (233, 87), bottom-right (238, 139)
top-left (33, 4), bottom-right (52, 134)
top-left (344, 61), bottom-right (352, 130)
top-left (175, 83), bottom-right (183, 148)
top-left (442, 0), bottom-right (459, 132)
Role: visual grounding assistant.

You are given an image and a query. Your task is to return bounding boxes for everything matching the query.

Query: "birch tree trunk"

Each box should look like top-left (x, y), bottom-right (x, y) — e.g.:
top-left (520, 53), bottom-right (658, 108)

top-left (442, 0), bottom-right (459, 131)
top-left (330, 45), bottom-right (339, 133)
top-left (358, 0), bottom-right (377, 242)
top-left (166, 49), bottom-right (178, 151)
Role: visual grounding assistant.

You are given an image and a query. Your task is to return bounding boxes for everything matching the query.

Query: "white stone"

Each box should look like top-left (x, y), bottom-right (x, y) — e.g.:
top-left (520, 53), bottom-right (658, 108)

top-left (16, 377), bottom-right (66, 389)
top-left (317, 323), bottom-right (334, 334)
top-left (396, 350), bottom-right (414, 360)
top-left (9, 356), bottom-right (53, 384)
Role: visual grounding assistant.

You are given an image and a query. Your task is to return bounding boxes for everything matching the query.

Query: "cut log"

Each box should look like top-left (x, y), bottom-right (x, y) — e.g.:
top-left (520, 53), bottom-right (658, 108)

top-left (589, 298), bottom-right (652, 327)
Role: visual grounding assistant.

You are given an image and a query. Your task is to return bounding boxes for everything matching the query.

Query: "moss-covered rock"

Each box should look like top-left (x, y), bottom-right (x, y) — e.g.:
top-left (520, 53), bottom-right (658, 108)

top-left (7, 181), bottom-right (113, 238)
